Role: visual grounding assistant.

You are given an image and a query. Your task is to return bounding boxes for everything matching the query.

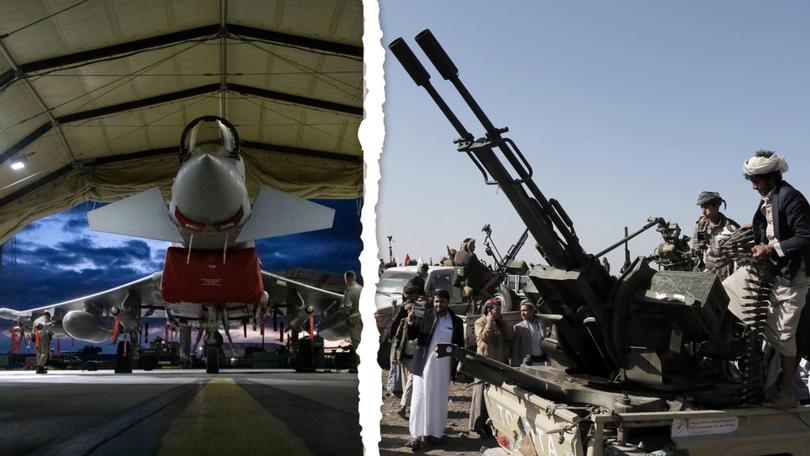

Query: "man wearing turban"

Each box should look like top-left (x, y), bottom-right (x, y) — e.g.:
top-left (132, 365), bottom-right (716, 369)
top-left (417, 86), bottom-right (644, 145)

top-left (723, 150), bottom-right (810, 407)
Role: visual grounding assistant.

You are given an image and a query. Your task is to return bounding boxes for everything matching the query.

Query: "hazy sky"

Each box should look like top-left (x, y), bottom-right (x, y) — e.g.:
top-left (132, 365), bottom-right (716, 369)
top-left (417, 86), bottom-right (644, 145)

top-left (378, 1), bottom-right (810, 271)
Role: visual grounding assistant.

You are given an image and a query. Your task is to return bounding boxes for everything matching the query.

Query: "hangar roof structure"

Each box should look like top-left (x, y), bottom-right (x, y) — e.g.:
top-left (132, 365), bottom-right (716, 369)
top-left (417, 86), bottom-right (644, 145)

top-left (0, 0), bottom-right (363, 243)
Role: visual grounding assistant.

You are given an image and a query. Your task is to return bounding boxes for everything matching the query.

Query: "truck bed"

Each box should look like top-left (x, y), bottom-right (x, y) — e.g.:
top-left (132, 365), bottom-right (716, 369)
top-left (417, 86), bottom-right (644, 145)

top-left (486, 381), bottom-right (810, 456)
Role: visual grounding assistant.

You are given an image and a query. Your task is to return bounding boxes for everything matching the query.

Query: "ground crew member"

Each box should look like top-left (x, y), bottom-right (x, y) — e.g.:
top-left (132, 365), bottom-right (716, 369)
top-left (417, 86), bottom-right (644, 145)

top-left (33, 311), bottom-right (53, 374)
top-left (692, 191), bottom-right (740, 279)
top-left (343, 271), bottom-right (362, 372)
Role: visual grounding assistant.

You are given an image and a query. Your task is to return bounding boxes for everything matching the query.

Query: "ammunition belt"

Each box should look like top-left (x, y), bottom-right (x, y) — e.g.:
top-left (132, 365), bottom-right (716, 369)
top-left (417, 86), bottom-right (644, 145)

top-left (720, 227), bottom-right (773, 403)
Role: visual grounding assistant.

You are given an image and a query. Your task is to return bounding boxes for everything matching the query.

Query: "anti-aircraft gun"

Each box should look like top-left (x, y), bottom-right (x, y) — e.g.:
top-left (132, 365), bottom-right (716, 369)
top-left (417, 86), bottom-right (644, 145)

top-left (389, 30), bottom-right (764, 408)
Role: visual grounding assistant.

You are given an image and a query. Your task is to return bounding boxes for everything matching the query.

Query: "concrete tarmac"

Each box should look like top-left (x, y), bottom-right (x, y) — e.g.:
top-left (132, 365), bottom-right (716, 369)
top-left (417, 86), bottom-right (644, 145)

top-left (0, 369), bottom-right (361, 455)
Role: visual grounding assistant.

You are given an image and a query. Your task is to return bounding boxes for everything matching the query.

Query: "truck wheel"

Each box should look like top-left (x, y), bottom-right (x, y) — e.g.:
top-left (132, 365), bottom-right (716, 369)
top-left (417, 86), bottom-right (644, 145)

top-left (496, 286), bottom-right (518, 312)
top-left (206, 347), bottom-right (219, 374)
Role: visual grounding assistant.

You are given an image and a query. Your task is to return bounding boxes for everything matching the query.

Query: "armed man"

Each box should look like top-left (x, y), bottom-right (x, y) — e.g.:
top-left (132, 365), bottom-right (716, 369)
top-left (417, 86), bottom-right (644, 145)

top-left (390, 283), bottom-right (423, 417)
top-left (33, 312), bottom-right (53, 374)
top-left (454, 238), bottom-right (498, 303)
top-left (723, 150), bottom-right (810, 408)
top-left (404, 289), bottom-right (464, 450)
top-left (692, 191), bottom-right (740, 279)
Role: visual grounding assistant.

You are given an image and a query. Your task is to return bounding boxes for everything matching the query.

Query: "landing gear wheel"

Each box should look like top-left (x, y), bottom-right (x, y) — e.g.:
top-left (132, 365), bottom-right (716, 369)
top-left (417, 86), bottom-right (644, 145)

top-left (293, 337), bottom-right (316, 372)
top-left (206, 346), bottom-right (220, 374)
top-left (115, 341), bottom-right (133, 374)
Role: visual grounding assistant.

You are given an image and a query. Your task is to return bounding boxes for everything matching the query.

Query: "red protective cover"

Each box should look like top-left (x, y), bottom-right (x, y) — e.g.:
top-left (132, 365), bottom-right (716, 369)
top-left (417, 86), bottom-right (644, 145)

top-left (161, 247), bottom-right (264, 304)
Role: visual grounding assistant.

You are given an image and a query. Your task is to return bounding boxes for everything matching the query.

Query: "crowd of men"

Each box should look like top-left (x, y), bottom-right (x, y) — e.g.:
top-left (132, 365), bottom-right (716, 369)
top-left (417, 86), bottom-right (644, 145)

top-left (385, 278), bottom-right (550, 451)
top-left (383, 149), bottom-right (810, 450)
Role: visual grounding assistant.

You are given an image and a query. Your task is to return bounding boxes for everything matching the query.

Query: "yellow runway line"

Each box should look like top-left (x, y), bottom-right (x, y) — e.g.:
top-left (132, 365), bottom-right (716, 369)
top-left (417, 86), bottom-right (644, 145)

top-left (158, 377), bottom-right (313, 455)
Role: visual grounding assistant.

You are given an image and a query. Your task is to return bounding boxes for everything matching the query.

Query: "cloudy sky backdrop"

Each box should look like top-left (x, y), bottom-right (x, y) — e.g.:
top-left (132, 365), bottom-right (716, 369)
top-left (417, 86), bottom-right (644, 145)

top-left (0, 198), bottom-right (362, 352)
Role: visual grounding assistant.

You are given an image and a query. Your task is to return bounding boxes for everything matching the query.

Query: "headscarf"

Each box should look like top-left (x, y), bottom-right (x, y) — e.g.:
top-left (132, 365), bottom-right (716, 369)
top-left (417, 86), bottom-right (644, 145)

top-left (696, 191), bottom-right (726, 209)
top-left (743, 153), bottom-right (789, 176)
top-left (461, 238), bottom-right (474, 252)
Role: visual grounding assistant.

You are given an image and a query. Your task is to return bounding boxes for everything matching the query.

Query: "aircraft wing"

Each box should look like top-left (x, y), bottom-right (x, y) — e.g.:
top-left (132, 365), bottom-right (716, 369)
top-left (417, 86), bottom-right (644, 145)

top-left (87, 187), bottom-right (184, 243)
top-left (262, 270), bottom-right (343, 314)
top-left (262, 269), bottom-right (355, 341)
top-left (0, 273), bottom-right (166, 342)
top-left (236, 186), bottom-right (335, 243)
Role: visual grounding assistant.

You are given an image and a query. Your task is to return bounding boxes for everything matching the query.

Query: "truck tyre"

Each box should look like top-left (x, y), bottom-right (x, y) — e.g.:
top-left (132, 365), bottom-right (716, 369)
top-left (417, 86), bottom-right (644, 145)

top-left (496, 286), bottom-right (518, 312)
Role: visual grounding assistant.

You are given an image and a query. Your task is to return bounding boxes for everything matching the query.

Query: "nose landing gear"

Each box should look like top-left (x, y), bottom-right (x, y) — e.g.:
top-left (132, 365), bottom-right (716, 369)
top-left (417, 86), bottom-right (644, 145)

top-left (205, 330), bottom-right (224, 374)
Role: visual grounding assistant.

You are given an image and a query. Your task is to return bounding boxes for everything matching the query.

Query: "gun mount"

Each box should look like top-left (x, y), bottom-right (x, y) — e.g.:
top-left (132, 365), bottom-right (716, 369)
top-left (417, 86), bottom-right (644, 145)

top-left (390, 30), bottom-right (760, 406)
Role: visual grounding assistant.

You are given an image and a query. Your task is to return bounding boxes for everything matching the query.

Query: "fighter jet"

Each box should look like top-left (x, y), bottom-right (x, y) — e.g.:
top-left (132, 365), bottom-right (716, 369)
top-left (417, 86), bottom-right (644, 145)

top-left (0, 116), bottom-right (351, 373)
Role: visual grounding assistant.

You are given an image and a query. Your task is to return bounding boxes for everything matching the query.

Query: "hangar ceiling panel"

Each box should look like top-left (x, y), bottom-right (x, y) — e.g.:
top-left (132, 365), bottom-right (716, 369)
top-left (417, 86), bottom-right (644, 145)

top-left (61, 95), bottom-right (221, 160)
top-left (0, 86), bottom-right (46, 146)
top-left (0, 0), bottom-right (363, 243)
top-left (0, 0), bottom-right (219, 63)
top-left (227, 43), bottom-right (362, 108)
top-left (229, 0), bottom-right (363, 44)
top-left (37, 43), bottom-right (221, 118)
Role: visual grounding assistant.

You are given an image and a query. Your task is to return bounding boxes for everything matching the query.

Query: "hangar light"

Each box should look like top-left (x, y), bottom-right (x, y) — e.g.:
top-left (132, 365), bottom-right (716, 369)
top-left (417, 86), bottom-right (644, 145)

top-left (10, 160), bottom-right (25, 170)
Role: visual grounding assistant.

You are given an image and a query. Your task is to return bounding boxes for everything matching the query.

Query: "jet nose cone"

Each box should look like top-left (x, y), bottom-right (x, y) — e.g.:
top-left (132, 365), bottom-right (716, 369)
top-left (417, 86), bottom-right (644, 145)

top-left (172, 152), bottom-right (247, 226)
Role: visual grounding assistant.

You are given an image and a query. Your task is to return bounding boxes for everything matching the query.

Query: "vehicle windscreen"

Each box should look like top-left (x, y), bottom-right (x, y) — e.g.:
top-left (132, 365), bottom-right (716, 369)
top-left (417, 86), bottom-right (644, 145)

top-left (426, 270), bottom-right (454, 295)
top-left (376, 271), bottom-right (416, 295)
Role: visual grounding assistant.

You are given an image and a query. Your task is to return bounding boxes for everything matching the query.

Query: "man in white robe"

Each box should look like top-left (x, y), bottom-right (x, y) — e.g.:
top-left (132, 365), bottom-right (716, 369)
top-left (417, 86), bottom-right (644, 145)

top-left (404, 289), bottom-right (464, 450)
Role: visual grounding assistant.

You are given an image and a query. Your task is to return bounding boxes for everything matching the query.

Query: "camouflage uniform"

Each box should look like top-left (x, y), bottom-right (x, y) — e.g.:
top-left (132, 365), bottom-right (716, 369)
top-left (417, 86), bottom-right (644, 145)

top-left (692, 213), bottom-right (740, 279)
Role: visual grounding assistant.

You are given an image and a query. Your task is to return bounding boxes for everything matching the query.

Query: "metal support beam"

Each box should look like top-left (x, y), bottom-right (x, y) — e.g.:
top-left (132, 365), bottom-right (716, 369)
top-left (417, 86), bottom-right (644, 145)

top-left (1, 83), bottom-right (361, 166)
top-left (58, 84), bottom-right (221, 124)
top-left (242, 141), bottom-right (361, 163)
top-left (0, 141), bottom-right (360, 209)
top-left (0, 40), bottom-right (76, 164)
top-left (227, 24), bottom-right (362, 58)
top-left (219, 0), bottom-right (228, 118)
top-left (229, 83), bottom-right (362, 116)
top-left (22, 25), bottom-right (221, 75)
top-left (0, 163), bottom-right (73, 208)
top-left (0, 123), bottom-right (52, 164)
top-left (0, 23), bottom-right (362, 92)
